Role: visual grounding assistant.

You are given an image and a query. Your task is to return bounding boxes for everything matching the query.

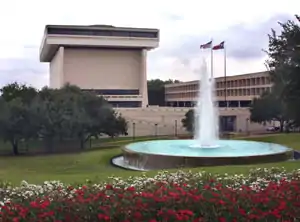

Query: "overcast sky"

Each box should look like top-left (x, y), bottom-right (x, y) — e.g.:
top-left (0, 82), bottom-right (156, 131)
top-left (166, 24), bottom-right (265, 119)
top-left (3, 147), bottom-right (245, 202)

top-left (0, 0), bottom-right (299, 88)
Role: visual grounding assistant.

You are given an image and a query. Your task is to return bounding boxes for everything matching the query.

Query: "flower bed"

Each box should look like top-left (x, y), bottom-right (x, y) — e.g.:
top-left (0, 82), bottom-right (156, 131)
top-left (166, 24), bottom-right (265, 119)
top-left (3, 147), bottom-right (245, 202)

top-left (0, 167), bottom-right (300, 221)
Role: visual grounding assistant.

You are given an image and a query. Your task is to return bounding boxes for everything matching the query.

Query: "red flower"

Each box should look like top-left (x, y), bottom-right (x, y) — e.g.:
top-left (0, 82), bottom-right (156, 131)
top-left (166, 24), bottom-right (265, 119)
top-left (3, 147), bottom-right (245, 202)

top-left (126, 186), bottom-right (135, 191)
top-left (178, 209), bottom-right (194, 216)
top-left (98, 214), bottom-right (110, 221)
top-left (30, 201), bottom-right (39, 208)
top-left (105, 184), bottom-right (113, 190)
top-left (238, 208), bottom-right (246, 215)
top-left (218, 217), bottom-right (226, 222)
top-left (134, 212), bottom-right (142, 219)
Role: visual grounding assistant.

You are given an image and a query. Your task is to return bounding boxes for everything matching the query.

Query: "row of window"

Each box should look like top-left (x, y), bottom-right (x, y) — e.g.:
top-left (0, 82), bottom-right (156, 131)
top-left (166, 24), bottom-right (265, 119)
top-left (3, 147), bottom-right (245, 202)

top-left (216, 87), bottom-right (270, 97)
top-left (81, 89), bottom-right (139, 95)
top-left (216, 76), bottom-right (271, 88)
top-left (109, 101), bottom-right (141, 108)
top-left (165, 76), bottom-right (271, 93)
top-left (165, 87), bottom-right (270, 99)
top-left (166, 100), bottom-right (252, 108)
top-left (48, 27), bottom-right (158, 39)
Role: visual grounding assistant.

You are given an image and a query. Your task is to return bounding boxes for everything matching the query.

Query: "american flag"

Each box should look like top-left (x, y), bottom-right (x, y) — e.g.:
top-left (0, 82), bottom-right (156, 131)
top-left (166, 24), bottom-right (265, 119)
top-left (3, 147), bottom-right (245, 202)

top-left (200, 41), bottom-right (212, 49)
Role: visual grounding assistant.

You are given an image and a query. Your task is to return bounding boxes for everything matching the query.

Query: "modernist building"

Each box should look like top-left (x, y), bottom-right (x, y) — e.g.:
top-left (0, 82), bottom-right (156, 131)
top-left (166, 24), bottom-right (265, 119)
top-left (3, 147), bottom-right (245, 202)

top-left (39, 24), bottom-right (159, 108)
top-left (165, 71), bottom-right (273, 132)
top-left (165, 71), bottom-right (272, 108)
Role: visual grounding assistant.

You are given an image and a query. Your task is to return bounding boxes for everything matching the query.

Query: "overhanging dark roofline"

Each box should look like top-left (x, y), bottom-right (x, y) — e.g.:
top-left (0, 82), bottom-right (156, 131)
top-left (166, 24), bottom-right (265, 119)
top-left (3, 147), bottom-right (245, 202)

top-left (45, 24), bottom-right (159, 33)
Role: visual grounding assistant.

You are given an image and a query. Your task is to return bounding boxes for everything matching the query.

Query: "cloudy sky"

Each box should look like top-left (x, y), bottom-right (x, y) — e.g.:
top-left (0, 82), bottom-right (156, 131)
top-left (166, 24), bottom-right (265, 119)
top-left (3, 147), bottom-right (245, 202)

top-left (0, 0), bottom-right (299, 88)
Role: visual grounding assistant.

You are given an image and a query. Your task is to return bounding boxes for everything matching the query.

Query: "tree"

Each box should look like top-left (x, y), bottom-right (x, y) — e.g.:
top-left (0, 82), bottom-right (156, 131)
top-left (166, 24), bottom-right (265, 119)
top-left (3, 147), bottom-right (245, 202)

top-left (0, 82), bottom-right (38, 104)
top-left (0, 82), bottom-right (129, 154)
top-left (147, 79), bottom-right (180, 106)
top-left (181, 109), bottom-right (194, 133)
top-left (32, 84), bottom-right (128, 151)
top-left (265, 15), bottom-right (300, 126)
top-left (102, 111), bottom-right (128, 138)
top-left (0, 98), bottom-right (37, 155)
top-left (0, 83), bottom-right (38, 155)
top-left (250, 92), bottom-right (286, 132)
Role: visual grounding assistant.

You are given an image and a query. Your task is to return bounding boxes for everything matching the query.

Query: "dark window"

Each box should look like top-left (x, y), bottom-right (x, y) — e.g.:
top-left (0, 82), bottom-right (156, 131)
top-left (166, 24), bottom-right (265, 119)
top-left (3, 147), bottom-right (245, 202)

top-left (129, 31), bottom-right (157, 38)
top-left (219, 116), bottom-right (236, 132)
top-left (111, 31), bottom-right (129, 37)
top-left (82, 89), bottom-right (139, 95)
top-left (47, 27), bottom-right (158, 39)
top-left (93, 30), bottom-right (111, 36)
top-left (110, 101), bottom-right (141, 108)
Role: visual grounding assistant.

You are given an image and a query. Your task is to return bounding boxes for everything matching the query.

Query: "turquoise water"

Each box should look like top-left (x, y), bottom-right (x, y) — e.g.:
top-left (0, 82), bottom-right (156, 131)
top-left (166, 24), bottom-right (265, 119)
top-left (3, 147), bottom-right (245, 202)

top-left (125, 140), bottom-right (292, 157)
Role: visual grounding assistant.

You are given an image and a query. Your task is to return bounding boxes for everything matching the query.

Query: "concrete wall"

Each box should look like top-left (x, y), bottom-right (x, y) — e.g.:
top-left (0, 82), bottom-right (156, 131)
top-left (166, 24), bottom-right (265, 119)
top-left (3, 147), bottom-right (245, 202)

top-left (48, 47), bottom-right (149, 107)
top-left (49, 47), bottom-right (64, 88)
top-left (63, 48), bottom-right (141, 90)
top-left (116, 107), bottom-right (270, 137)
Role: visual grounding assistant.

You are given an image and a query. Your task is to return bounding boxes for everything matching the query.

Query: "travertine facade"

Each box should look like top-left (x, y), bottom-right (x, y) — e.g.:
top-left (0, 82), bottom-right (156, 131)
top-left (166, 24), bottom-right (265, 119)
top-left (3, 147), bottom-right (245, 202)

top-left (115, 71), bottom-right (276, 136)
top-left (161, 72), bottom-right (274, 133)
top-left (165, 71), bottom-right (271, 107)
top-left (40, 25), bottom-right (159, 108)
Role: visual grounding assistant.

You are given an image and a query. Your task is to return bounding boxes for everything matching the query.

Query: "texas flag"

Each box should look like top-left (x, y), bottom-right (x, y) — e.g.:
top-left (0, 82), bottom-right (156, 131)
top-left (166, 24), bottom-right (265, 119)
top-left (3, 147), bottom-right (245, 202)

top-left (200, 41), bottom-right (212, 49)
top-left (212, 41), bottom-right (225, 50)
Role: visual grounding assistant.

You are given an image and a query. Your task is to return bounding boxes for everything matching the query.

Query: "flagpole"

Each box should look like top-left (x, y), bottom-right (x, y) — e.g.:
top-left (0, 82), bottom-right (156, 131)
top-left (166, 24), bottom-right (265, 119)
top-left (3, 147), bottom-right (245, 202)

top-left (211, 39), bottom-right (214, 79)
top-left (224, 43), bottom-right (227, 108)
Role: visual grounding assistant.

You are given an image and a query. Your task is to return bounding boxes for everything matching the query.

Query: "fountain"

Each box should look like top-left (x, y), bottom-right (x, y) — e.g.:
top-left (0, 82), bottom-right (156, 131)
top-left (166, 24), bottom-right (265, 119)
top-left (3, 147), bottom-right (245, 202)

top-left (112, 59), bottom-right (293, 171)
top-left (193, 58), bottom-right (218, 148)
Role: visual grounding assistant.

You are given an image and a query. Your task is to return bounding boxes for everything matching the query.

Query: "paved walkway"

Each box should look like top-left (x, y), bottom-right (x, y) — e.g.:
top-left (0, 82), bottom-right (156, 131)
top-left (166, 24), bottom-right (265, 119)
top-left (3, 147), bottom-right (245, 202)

top-left (236, 133), bottom-right (281, 139)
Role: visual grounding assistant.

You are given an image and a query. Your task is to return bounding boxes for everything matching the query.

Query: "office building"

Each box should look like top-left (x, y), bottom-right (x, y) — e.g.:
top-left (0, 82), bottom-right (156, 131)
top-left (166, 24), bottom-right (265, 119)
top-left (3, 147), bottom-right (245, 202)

top-left (39, 24), bottom-right (159, 107)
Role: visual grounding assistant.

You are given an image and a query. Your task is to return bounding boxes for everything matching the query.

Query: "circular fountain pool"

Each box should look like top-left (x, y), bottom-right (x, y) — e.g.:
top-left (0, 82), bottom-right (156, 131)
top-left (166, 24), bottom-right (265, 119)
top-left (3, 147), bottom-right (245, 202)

top-left (112, 139), bottom-right (293, 171)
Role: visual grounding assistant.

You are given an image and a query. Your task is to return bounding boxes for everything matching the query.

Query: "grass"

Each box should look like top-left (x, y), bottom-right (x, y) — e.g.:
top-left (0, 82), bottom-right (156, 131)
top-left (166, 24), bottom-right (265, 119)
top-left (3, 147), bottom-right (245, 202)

top-left (0, 133), bottom-right (299, 185)
top-left (0, 135), bottom-right (172, 155)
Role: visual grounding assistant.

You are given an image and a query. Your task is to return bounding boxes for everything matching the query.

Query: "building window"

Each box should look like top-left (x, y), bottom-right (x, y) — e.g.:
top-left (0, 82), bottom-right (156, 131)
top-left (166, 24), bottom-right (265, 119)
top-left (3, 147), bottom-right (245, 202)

top-left (130, 31), bottom-right (157, 38)
top-left (47, 27), bottom-right (158, 38)
top-left (82, 89), bottom-right (139, 95)
top-left (110, 101), bottom-right (141, 108)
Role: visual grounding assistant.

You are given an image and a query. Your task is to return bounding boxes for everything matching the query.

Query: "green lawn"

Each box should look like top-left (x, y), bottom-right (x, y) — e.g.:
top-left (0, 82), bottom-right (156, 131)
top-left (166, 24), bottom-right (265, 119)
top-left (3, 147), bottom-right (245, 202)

top-left (0, 135), bottom-right (171, 155)
top-left (0, 133), bottom-right (299, 185)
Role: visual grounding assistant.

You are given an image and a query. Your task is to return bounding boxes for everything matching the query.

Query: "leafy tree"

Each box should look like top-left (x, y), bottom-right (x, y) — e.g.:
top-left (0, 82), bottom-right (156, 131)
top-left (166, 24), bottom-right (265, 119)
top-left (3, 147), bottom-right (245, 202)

top-left (0, 83), bottom-right (38, 155)
top-left (0, 82), bottom-right (38, 104)
top-left (265, 15), bottom-right (300, 126)
top-left (0, 98), bottom-right (37, 155)
top-left (250, 92), bottom-right (286, 132)
top-left (32, 84), bottom-right (128, 151)
top-left (0, 82), bottom-right (129, 154)
top-left (102, 111), bottom-right (128, 138)
top-left (181, 109), bottom-right (194, 133)
top-left (32, 85), bottom-right (89, 151)
top-left (147, 79), bottom-right (180, 106)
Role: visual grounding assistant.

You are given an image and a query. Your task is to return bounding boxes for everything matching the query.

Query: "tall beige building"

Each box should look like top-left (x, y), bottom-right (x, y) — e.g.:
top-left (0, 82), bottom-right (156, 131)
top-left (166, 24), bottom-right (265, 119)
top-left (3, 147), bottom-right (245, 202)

top-left (39, 25), bottom-right (159, 108)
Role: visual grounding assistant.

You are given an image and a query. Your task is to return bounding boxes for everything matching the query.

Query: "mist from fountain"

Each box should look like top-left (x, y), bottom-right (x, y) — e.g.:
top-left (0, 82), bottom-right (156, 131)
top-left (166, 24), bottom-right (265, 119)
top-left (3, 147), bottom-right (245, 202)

top-left (193, 58), bottom-right (219, 148)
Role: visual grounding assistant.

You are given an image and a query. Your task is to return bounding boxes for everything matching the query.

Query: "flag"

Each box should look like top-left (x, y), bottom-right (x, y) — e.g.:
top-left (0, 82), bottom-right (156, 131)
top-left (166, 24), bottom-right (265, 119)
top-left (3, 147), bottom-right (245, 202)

top-left (296, 15), bottom-right (300, 22)
top-left (200, 41), bottom-right (212, 49)
top-left (212, 41), bottom-right (225, 50)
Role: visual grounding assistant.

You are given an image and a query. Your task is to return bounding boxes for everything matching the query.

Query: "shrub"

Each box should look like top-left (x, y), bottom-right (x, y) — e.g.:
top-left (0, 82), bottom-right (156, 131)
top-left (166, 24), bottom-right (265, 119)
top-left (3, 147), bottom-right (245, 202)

top-left (1, 168), bottom-right (300, 221)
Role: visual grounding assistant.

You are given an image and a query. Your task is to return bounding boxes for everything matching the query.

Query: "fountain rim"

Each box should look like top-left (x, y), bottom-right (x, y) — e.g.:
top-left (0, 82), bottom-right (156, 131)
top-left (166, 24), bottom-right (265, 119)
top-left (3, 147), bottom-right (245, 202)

top-left (122, 139), bottom-right (293, 158)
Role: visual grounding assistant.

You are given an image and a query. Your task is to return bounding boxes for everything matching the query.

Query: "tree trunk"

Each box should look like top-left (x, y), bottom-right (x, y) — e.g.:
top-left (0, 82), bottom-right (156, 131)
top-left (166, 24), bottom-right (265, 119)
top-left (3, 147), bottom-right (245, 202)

top-left (44, 137), bottom-right (54, 153)
top-left (80, 139), bottom-right (85, 150)
top-left (11, 140), bottom-right (19, 155)
top-left (279, 120), bottom-right (284, 133)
